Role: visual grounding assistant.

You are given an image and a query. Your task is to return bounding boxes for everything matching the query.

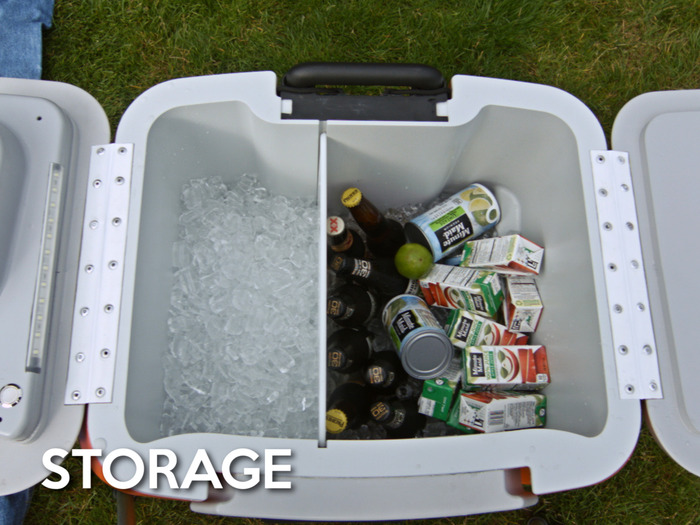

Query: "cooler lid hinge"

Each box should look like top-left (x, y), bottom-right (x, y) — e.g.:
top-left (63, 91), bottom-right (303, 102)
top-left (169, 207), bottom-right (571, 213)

top-left (591, 150), bottom-right (662, 401)
top-left (64, 144), bottom-right (134, 405)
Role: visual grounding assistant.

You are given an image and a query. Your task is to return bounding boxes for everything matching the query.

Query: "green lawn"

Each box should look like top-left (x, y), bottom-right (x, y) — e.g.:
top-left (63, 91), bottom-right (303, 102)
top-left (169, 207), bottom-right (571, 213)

top-left (27, 0), bottom-right (700, 523)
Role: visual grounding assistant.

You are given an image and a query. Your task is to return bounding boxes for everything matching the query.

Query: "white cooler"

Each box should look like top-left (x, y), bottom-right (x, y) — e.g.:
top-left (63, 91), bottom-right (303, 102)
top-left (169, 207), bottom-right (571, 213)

top-left (1, 64), bottom-right (699, 520)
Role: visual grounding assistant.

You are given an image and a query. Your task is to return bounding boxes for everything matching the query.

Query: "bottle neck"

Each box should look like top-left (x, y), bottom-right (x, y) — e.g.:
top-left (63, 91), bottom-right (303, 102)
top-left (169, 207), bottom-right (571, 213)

top-left (350, 199), bottom-right (387, 232)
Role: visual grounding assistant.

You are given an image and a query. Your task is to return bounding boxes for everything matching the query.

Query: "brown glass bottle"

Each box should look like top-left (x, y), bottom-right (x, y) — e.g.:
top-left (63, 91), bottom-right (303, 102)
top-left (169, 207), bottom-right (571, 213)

top-left (369, 398), bottom-right (427, 438)
top-left (327, 215), bottom-right (367, 259)
top-left (363, 351), bottom-right (407, 393)
top-left (327, 327), bottom-right (373, 374)
top-left (326, 382), bottom-right (373, 435)
top-left (326, 283), bottom-right (378, 328)
top-left (327, 251), bottom-right (419, 300)
top-left (341, 187), bottom-right (406, 258)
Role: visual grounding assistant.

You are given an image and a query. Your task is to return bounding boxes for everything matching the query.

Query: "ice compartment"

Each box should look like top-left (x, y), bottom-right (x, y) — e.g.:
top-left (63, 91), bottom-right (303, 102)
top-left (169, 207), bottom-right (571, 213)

top-left (123, 100), bottom-right (323, 442)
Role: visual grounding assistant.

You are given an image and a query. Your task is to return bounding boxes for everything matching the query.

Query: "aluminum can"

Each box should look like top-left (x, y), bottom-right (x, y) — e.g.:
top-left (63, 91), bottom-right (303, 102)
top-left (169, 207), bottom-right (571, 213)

top-left (404, 183), bottom-right (500, 261)
top-left (382, 294), bottom-right (454, 380)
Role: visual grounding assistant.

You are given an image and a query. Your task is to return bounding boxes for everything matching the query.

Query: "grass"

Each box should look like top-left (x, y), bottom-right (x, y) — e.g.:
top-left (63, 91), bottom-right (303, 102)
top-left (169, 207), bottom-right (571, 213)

top-left (26, 0), bottom-right (700, 523)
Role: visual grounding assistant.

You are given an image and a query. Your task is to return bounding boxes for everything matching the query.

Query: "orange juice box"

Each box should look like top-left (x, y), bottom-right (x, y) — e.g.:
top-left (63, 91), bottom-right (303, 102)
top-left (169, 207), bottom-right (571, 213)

top-left (445, 309), bottom-right (528, 349)
top-left (457, 391), bottom-right (547, 433)
top-left (462, 345), bottom-right (550, 391)
top-left (502, 275), bottom-right (543, 333)
top-left (460, 234), bottom-right (544, 275)
top-left (418, 264), bottom-right (503, 318)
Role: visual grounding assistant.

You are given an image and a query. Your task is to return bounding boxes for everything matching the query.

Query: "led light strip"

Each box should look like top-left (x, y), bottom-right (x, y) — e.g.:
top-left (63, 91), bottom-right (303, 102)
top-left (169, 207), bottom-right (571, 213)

top-left (26, 163), bottom-right (65, 374)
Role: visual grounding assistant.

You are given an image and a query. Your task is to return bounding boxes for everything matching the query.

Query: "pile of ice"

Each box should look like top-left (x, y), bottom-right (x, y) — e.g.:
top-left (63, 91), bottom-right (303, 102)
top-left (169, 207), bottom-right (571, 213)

top-left (160, 174), bottom-right (319, 439)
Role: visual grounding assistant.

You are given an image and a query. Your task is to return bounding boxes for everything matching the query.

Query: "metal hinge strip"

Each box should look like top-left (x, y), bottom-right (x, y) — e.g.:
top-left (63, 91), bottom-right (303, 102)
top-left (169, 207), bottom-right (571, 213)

top-left (591, 150), bottom-right (662, 400)
top-left (65, 144), bottom-right (133, 405)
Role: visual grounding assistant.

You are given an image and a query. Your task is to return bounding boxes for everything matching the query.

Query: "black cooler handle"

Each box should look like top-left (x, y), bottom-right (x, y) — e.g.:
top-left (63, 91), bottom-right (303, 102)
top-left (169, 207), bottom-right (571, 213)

top-left (279, 62), bottom-right (449, 121)
top-left (282, 62), bottom-right (447, 91)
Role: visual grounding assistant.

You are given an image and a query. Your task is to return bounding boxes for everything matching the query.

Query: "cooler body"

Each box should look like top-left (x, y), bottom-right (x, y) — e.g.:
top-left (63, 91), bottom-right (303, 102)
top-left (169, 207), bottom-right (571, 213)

top-left (73, 71), bottom-right (640, 519)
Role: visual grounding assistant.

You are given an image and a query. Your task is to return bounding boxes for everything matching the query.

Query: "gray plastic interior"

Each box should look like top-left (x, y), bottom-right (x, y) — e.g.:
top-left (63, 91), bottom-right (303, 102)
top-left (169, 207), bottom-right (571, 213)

top-left (0, 94), bottom-right (72, 440)
top-left (123, 100), bottom-right (609, 443)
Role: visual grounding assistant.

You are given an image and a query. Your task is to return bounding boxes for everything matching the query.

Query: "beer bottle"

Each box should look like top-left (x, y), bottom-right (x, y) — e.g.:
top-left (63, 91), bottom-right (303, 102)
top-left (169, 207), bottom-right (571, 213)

top-left (394, 376), bottom-right (424, 401)
top-left (326, 382), bottom-right (372, 435)
top-left (369, 398), bottom-right (427, 439)
top-left (327, 327), bottom-right (373, 374)
top-left (328, 251), bottom-right (419, 300)
top-left (341, 187), bottom-right (406, 259)
top-left (327, 283), bottom-right (378, 328)
top-left (327, 215), bottom-right (366, 259)
top-left (363, 351), bottom-right (406, 393)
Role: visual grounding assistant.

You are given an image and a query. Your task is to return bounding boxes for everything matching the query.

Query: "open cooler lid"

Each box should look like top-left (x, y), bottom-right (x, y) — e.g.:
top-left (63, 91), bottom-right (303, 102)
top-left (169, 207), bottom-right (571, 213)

top-left (0, 78), bottom-right (110, 494)
top-left (612, 89), bottom-right (700, 476)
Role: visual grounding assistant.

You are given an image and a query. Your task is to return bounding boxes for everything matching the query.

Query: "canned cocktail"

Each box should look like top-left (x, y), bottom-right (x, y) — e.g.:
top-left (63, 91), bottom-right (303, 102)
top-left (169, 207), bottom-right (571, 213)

top-left (404, 183), bottom-right (500, 262)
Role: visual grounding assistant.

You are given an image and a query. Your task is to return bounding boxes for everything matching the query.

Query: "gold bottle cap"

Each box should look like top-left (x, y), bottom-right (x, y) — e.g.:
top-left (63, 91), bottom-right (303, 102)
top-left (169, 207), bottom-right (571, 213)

top-left (326, 408), bottom-right (348, 434)
top-left (341, 187), bottom-right (362, 208)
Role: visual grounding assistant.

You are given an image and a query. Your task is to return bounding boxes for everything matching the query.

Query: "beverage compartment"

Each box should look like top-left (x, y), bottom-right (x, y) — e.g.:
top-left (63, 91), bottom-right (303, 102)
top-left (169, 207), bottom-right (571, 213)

top-left (325, 105), bottom-right (608, 439)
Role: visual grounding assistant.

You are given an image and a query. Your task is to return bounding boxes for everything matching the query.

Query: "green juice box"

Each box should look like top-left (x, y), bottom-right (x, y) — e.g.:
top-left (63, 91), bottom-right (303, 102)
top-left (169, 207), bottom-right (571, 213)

top-left (418, 264), bottom-right (503, 318)
top-left (417, 357), bottom-right (462, 421)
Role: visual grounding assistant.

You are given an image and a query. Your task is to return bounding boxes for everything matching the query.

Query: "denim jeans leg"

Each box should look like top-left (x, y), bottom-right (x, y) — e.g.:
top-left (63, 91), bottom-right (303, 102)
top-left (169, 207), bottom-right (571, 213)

top-left (0, 0), bottom-right (55, 79)
top-left (0, 488), bottom-right (33, 525)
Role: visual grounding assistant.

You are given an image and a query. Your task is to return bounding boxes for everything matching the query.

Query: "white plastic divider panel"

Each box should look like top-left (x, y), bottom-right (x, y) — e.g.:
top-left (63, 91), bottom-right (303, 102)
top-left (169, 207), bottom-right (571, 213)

top-left (317, 131), bottom-right (328, 447)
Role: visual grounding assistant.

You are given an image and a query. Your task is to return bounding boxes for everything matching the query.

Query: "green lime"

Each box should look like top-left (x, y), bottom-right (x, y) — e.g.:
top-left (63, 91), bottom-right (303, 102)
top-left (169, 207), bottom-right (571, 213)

top-left (394, 243), bottom-right (434, 280)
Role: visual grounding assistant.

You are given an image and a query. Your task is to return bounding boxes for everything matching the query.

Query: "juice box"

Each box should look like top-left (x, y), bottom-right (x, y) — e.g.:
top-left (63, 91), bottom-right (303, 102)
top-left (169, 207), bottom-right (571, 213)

top-left (460, 234), bottom-right (544, 275)
top-left (503, 275), bottom-right (543, 333)
top-left (457, 391), bottom-right (547, 433)
top-left (417, 357), bottom-right (462, 421)
top-left (419, 264), bottom-right (503, 318)
top-left (446, 396), bottom-right (478, 434)
top-left (462, 346), bottom-right (550, 390)
top-left (445, 309), bottom-right (528, 349)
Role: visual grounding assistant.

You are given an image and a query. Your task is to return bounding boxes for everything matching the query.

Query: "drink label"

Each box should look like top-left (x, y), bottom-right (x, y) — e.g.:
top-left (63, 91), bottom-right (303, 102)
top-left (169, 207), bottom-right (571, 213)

top-left (445, 308), bottom-right (528, 348)
top-left (391, 309), bottom-right (420, 343)
top-left (327, 349), bottom-right (345, 369)
top-left (351, 258), bottom-right (373, 279)
top-left (370, 401), bottom-right (391, 422)
top-left (429, 204), bottom-right (474, 250)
